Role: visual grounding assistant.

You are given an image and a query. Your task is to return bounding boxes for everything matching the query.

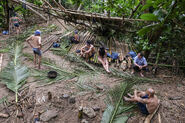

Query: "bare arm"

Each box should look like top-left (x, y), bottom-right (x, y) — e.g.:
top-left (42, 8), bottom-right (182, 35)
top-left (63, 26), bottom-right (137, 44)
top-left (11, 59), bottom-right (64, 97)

top-left (134, 90), bottom-right (150, 104)
top-left (26, 35), bottom-right (33, 48)
top-left (85, 45), bottom-right (93, 53)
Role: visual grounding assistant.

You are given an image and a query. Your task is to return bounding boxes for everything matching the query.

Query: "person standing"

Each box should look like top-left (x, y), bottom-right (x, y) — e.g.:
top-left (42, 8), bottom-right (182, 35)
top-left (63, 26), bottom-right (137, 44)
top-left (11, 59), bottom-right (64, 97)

top-left (26, 30), bottom-right (42, 69)
top-left (11, 14), bottom-right (21, 35)
top-left (132, 52), bottom-right (148, 77)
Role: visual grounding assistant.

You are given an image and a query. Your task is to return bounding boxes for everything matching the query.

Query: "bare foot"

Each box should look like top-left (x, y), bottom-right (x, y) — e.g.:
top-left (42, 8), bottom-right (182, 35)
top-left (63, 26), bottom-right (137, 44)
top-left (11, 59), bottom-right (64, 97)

top-left (127, 93), bottom-right (134, 98)
top-left (123, 96), bottom-right (130, 101)
top-left (140, 73), bottom-right (144, 77)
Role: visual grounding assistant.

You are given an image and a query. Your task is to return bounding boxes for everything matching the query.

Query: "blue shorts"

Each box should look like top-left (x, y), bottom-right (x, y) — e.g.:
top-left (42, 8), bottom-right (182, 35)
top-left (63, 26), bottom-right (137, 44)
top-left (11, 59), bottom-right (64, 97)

top-left (14, 23), bottom-right (19, 27)
top-left (137, 95), bottom-right (149, 115)
top-left (107, 52), bottom-right (119, 60)
top-left (33, 48), bottom-right (42, 56)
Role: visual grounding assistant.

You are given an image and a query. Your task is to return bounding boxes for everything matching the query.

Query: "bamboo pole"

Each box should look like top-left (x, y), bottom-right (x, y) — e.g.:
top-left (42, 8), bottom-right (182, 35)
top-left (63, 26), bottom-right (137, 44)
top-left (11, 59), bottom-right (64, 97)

top-left (26, 5), bottom-right (47, 21)
top-left (148, 63), bottom-right (185, 68)
top-left (42, 0), bottom-right (68, 30)
top-left (51, 0), bottom-right (65, 11)
top-left (0, 54), bottom-right (3, 72)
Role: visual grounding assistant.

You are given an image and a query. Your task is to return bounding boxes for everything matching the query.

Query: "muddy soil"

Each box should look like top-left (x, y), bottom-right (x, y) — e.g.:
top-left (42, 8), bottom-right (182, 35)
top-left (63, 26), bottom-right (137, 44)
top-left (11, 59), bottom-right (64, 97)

top-left (0, 21), bottom-right (184, 123)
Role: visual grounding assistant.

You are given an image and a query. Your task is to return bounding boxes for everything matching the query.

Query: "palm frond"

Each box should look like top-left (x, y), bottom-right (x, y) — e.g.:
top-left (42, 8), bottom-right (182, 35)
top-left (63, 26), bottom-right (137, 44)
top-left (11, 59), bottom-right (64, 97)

top-left (51, 46), bottom-right (96, 71)
top-left (75, 71), bottom-right (97, 91)
top-left (101, 82), bottom-right (135, 123)
top-left (0, 45), bottom-right (29, 103)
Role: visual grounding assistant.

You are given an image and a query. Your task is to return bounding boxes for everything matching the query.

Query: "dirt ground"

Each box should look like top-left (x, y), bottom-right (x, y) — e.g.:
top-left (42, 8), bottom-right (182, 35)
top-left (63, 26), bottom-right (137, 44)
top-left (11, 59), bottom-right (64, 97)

top-left (0, 21), bottom-right (185, 123)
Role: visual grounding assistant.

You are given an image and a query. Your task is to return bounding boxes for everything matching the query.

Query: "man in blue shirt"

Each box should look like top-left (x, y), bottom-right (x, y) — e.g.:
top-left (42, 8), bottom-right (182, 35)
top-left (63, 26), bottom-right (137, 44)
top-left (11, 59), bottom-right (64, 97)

top-left (132, 53), bottom-right (147, 77)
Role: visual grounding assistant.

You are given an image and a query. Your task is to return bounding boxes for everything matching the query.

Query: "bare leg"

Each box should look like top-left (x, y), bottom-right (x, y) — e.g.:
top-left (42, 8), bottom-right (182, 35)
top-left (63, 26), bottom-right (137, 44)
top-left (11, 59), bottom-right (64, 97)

top-left (123, 96), bottom-right (136, 102)
top-left (131, 69), bottom-right (135, 74)
top-left (104, 58), bottom-right (110, 73)
top-left (38, 55), bottom-right (41, 69)
top-left (140, 71), bottom-right (144, 77)
top-left (98, 57), bottom-right (109, 72)
top-left (85, 53), bottom-right (89, 62)
top-left (34, 54), bottom-right (37, 68)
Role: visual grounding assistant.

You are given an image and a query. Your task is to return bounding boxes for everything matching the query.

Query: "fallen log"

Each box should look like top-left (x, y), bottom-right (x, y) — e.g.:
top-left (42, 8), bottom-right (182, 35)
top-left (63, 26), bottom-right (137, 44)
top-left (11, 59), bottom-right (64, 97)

top-left (148, 63), bottom-right (185, 68)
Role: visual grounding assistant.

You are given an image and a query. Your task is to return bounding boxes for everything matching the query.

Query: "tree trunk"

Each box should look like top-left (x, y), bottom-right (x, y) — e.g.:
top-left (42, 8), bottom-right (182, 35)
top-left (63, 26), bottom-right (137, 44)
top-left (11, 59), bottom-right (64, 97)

top-left (5, 0), bottom-right (9, 30)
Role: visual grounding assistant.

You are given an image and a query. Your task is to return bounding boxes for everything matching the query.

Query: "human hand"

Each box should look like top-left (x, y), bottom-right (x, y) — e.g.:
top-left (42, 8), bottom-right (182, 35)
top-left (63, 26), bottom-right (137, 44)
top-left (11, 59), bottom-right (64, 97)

top-left (139, 66), bottom-right (142, 69)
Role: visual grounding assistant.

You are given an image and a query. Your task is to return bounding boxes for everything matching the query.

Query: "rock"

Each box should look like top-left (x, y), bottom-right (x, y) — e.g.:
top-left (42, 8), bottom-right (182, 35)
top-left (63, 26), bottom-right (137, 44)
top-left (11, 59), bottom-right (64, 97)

top-left (83, 107), bottom-right (96, 118)
top-left (81, 119), bottom-right (88, 123)
top-left (92, 106), bottom-right (100, 111)
top-left (96, 84), bottom-right (104, 90)
top-left (62, 94), bottom-right (70, 99)
top-left (40, 109), bottom-right (58, 122)
top-left (69, 97), bottom-right (76, 104)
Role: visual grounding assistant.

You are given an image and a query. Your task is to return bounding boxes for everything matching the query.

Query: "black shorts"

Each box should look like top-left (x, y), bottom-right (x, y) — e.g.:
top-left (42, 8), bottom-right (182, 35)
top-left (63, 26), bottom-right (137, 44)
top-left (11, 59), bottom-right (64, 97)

top-left (133, 65), bottom-right (147, 72)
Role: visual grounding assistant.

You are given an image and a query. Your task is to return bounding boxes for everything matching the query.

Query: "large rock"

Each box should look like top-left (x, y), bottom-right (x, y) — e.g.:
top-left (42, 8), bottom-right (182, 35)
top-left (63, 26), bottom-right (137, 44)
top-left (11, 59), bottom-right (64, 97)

top-left (40, 109), bottom-right (58, 122)
top-left (83, 107), bottom-right (96, 118)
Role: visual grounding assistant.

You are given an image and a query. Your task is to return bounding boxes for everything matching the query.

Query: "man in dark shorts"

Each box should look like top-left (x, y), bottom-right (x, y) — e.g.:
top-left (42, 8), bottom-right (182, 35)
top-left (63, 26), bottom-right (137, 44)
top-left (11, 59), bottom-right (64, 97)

top-left (124, 88), bottom-right (159, 115)
top-left (132, 52), bottom-right (148, 77)
top-left (80, 40), bottom-right (95, 62)
top-left (26, 30), bottom-right (42, 69)
top-left (11, 14), bottom-right (21, 35)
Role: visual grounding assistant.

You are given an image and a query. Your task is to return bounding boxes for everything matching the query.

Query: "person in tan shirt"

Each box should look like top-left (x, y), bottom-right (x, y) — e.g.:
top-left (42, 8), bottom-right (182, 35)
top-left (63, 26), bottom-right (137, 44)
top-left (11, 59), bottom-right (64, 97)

top-left (124, 88), bottom-right (159, 115)
top-left (26, 30), bottom-right (42, 69)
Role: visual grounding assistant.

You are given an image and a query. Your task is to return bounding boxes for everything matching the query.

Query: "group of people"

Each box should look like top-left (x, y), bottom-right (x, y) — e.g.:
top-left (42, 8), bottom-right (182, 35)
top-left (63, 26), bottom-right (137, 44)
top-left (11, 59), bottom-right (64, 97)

top-left (26, 30), bottom-right (158, 116)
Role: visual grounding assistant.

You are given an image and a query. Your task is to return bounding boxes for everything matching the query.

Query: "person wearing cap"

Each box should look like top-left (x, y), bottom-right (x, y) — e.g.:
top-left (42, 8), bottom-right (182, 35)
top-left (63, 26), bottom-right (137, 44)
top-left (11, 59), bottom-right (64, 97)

top-left (26, 30), bottom-right (42, 69)
top-left (80, 40), bottom-right (95, 61)
top-left (132, 52), bottom-right (148, 77)
top-left (98, 46), bottom-right (110, 73)
top-left (71, 30), bottom-right (79, 44)
top-left (10, 14), bottom-right (21, 35)
top-left (124, 88), bottom-right (159, 115)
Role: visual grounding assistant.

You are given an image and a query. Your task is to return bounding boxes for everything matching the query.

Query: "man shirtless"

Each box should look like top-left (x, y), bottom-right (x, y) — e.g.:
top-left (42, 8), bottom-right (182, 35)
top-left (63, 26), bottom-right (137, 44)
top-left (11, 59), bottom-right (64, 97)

top-left (11, 14), bottom-right (21, 35)
top-left (26, 30), bottom-right (42, 69)
top-left (124, 88), bottom-right (159, 115)
top-left (80, 40), bottom-right (95, 61)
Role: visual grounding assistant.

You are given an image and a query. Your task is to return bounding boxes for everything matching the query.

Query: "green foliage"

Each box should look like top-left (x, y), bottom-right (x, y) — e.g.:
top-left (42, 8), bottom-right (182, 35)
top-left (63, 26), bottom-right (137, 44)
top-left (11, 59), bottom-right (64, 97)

top-left (140, 13), bottom-right (158, 21)
top-left (101, 82), bottom-right (134, 123)
top-left (0, 45), bottom-right (29, 103)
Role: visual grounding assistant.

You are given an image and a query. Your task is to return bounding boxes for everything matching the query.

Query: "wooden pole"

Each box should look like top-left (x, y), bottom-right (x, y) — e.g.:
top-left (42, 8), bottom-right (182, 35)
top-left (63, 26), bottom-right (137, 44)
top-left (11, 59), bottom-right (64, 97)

top-left (26, 5), bottom-right (47, 21)
top-left (0, 54), bottom-right (3, 72)
top-left (42, 0), bottom-right (68, 30)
